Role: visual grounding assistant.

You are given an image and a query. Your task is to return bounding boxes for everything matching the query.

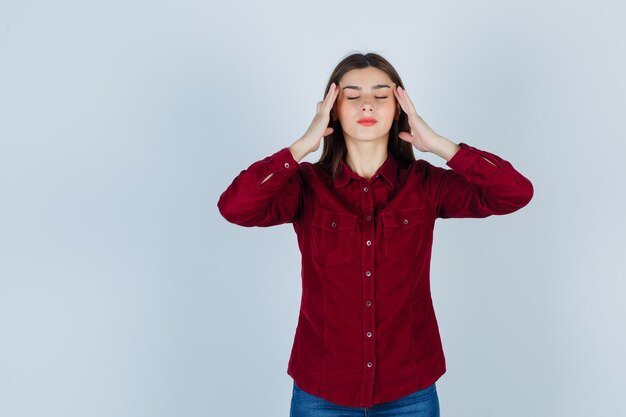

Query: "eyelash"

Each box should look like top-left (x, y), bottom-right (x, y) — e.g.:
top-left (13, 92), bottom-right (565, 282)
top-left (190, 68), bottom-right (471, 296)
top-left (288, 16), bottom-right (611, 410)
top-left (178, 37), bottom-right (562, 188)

top-left (347, 97), bottom-right (388, 100)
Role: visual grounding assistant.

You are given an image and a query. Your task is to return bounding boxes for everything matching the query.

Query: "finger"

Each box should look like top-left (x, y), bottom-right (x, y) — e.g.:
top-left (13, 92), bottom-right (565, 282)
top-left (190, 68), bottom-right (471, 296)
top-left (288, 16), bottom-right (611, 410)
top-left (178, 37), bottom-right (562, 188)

top-left (398, 131), bottom-right (413, 143)
top-left (397, 86), bottom-right (417, 114)
top-left (396, 86), bottom-right (408, 107)
top-left (394, 86), bottom-right (408, 112)
top-left (393, 85), bottom-right (404, 102)
top-left (322, 82), bottom-right (338, 113)
top-left (322, 82), bottom-right (335, 103)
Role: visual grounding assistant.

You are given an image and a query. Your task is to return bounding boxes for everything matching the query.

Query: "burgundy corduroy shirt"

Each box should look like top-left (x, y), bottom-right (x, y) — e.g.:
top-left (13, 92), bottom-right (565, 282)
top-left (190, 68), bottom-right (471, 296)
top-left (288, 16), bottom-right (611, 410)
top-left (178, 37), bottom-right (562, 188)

top-left (217, 142), bottom-right (533, 407)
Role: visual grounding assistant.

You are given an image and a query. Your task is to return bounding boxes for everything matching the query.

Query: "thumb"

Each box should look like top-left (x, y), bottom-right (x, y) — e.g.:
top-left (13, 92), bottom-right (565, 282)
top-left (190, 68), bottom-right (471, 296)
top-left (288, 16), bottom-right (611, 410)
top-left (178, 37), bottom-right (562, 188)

top-left (398, 132), bottom-right (413, 143)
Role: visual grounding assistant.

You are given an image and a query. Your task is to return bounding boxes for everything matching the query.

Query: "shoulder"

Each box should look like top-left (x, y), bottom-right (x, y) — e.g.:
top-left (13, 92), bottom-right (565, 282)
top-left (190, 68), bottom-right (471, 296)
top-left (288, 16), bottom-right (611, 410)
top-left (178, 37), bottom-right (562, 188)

top-left (296, 161), bottom-right (316, 177)
top-left (406, 158), bottom-right (439, 175)
top-left (405, 158), bottom-right (452, 184)
top-left (296, 161), bottom-right (336, 188)
top-left (298, 161), bottom-right (328, 175)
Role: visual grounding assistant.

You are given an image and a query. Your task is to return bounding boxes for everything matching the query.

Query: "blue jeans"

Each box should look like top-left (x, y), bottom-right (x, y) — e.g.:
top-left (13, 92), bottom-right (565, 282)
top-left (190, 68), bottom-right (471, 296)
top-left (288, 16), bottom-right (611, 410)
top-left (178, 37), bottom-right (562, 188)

top-left (289, 381), bottom-right (440, 417)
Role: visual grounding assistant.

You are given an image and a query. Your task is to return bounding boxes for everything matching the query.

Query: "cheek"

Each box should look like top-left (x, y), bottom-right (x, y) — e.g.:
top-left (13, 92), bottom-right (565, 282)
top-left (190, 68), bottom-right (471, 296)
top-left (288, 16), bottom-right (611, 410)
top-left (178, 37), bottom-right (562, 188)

top-left (385, 100), bottom-right (398, 115)
top-left (336, 101), bottom-right (354, 118)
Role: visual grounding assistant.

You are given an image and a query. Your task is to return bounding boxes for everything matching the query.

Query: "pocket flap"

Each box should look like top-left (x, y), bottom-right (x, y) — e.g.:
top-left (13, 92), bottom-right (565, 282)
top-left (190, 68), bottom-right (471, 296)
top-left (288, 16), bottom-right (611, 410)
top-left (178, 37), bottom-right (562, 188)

top-left (312, 211), bottom-right (358, 231)
top-left (381, 207), bottom-right (425, 229)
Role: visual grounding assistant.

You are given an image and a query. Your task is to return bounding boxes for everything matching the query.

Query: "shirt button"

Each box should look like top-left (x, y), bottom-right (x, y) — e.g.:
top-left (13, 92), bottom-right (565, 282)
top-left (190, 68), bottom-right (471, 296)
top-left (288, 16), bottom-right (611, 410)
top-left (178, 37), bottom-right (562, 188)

top-left (365, 215), bottom-right (372, 221)
top-left (365, 271), bottom-right (371, 277)
top-left (284, 162), bottom-right (290, 169)
top-left (366, 300), bottom-right (372, 307)
top-left (363, 186), bottom-right (368, 192)
top-left (367, 362), bottom-right (373, 368)
top-left (366, 240), bottom-right (372, 246)
top-left (331, 222), bottom-right (337, 228)
top-left (366, 331), bottom-right (372, 338)
top-left (403, 218), bottom-right (409, 225)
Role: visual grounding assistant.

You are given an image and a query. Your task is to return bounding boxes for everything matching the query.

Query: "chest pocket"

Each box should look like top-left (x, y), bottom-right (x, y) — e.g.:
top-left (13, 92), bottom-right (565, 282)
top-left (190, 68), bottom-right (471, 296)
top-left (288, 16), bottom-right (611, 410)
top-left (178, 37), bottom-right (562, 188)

top-left (311, 211), bottom-right (358, 265)
top-left (381, 207), bottom-right (426, 262)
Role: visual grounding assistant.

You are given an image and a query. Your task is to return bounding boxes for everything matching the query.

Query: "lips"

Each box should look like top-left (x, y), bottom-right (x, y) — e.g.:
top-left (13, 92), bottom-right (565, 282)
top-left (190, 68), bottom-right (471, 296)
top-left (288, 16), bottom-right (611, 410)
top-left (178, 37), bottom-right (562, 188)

top-left (357, 117), bottom-right (378, 126)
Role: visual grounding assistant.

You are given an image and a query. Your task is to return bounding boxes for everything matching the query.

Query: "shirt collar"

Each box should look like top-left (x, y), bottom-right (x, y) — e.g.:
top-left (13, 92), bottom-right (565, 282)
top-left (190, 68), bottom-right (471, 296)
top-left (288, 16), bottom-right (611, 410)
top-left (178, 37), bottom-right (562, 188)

top-left (334, 152), bottom-right (399, 188)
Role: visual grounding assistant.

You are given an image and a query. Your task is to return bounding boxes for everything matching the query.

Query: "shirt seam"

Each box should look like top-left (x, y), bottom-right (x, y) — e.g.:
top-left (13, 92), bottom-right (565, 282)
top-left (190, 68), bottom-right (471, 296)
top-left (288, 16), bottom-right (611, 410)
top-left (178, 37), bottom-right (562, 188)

top-left (409, 274), bottom-right (420, 387)
top-left (322, 269), bottom-right (328, 399)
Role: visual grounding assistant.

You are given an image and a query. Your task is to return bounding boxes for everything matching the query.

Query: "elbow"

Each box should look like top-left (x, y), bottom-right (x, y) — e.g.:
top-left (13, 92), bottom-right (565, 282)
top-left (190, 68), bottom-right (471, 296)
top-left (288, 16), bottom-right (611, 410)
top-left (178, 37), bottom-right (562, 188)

top-left (217, 201), bottom-right (235, 224)
top-left (499, 177), bottom-right (534, 214)
top-left (217, 194), bottom-right (265, 227)
top-left (217, 193), bottom-right (246, 226)
top-left (518, 176), bottom-right (534, 209)
top-left (525, 179), bottom-right (534, 205)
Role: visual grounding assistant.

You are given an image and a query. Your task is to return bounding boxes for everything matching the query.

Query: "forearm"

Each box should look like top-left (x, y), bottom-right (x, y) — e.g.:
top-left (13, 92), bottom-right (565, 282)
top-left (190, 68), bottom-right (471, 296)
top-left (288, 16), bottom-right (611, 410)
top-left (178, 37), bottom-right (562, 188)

top-left (436, 142), bottom-right (534, 217)
top-left (428, 135), bottom-right (496, 166)
top-left (217, 147), bottom-right (302, 226)
top-left (426, 135), bottom-right (460, 162)
top-left (262, 136), bottom-right (312, 185)
top-left (288, 137), bottom-right (310, 163)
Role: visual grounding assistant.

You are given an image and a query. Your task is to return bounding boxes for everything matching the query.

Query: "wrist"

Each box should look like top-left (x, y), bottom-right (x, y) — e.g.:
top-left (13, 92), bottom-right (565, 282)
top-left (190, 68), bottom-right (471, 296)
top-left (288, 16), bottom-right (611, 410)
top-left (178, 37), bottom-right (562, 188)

top-left (427, 135), bottom-right (460, 161)
top-left (289, 138), bottom-right (309, 163)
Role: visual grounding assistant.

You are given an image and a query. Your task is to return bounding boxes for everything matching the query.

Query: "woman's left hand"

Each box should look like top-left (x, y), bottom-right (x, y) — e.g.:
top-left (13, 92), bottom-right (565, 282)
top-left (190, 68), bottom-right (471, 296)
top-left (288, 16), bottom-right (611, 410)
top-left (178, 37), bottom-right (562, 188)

top-left (393, 85), bottom-right (441, 153)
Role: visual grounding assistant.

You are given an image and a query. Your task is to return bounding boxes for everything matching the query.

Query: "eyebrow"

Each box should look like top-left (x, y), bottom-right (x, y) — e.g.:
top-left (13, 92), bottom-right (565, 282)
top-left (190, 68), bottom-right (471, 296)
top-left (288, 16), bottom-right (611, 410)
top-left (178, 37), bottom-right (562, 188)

top-left (341, 84), bottom-right (392, 91)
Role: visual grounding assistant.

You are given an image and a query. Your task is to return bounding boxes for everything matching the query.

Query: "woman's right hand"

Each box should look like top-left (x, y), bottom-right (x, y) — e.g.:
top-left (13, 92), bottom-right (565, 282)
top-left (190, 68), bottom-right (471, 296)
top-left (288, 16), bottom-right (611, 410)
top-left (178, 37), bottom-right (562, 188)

top-left (289, 82), bottom-right (340, 162)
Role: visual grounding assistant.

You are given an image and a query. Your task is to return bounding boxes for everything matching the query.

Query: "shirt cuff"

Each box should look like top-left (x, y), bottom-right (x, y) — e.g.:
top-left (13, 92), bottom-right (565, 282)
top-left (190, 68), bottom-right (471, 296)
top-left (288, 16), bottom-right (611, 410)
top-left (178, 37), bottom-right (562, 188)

top-left (446, 142), bottom-right (501, 172)
top-left (269, 147), bottom-right (300, 173)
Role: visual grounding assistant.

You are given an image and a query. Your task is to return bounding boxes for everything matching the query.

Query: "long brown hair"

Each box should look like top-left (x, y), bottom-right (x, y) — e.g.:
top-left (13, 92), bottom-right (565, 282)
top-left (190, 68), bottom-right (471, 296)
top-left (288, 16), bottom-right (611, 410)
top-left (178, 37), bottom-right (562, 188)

top-left (315, 52), bottom-right (415, 178)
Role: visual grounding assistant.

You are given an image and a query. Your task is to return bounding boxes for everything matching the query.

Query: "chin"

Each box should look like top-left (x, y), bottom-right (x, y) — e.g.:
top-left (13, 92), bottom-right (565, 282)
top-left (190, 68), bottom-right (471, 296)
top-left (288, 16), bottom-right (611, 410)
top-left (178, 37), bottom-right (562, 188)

top-left (346, 134), bottom-right (389, 143)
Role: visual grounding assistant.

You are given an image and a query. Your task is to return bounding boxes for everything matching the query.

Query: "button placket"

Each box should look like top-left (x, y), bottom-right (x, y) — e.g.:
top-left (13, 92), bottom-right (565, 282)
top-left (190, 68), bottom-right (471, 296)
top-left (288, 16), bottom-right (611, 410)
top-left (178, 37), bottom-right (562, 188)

top-left (359, 180), bottom-right (376, 378)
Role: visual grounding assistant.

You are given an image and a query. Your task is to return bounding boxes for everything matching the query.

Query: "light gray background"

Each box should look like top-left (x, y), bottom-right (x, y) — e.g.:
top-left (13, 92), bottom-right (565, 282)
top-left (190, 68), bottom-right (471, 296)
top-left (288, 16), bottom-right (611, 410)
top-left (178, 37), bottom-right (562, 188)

top-left (1, 1), bottom-right (625, 416)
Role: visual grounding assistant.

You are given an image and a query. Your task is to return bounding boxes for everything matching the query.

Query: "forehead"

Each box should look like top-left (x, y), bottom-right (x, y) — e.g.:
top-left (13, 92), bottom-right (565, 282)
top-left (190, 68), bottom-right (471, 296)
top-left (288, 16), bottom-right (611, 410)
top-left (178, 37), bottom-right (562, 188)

top-left (339, 67), bottom-right (393, 90)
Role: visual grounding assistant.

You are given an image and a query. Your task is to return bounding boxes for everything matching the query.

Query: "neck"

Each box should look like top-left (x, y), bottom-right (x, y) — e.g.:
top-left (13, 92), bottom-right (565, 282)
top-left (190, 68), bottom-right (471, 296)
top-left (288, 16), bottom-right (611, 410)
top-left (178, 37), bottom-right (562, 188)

top-left (344, 138), bottom-right (388, 181)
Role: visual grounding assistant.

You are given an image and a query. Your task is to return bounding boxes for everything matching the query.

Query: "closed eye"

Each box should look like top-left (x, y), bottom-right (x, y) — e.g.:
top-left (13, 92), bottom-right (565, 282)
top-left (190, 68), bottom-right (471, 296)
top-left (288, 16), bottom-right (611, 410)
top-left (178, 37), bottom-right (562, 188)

top-left (347, 97), bottom-right (388, 100)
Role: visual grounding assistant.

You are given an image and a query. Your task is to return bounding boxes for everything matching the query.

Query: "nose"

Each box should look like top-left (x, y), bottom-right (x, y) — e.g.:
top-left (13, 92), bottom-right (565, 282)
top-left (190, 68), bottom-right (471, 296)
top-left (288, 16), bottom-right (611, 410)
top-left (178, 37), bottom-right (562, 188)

top-left (361, 101), bottom-right (374, 112)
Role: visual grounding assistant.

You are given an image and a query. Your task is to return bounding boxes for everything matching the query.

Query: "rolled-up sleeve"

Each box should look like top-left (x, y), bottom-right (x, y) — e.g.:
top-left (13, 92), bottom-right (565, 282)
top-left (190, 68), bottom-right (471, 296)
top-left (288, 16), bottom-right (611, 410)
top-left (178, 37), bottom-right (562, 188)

top-left (217, 147), bottom-right (303, 227)
top-left (432, 142), bottom-right (534, 218)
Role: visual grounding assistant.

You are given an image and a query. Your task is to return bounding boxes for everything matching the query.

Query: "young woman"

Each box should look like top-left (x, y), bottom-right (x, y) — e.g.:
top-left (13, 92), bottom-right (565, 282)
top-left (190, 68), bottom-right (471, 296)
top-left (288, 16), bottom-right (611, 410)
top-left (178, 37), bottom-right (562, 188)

top-left (217, 52), bottom-right (533, 417)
